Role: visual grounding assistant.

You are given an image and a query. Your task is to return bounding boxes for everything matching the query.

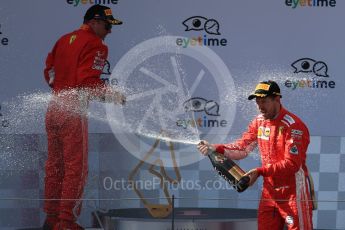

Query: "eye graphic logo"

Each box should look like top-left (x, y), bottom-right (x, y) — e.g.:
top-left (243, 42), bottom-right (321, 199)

top-left (182, 16), bottom-right (221, 35)
top-left (183, 97), bottom-right (220, 116)
top-left (291, 58), bottom-right (328, 77)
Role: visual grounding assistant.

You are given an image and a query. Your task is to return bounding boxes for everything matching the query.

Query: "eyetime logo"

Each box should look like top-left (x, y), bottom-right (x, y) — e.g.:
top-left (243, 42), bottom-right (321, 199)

top-left (0, 24), bottom-right (9, 46)
top-left (176, 97), bottom-right (227, 129)
top-left (285, 58), bottom-right (336, 90)
top-left (66, 0), bottom-right (118, 7)
top-left (176, 16), bottom-right (228, 48)
top-left (285, 0), bottom-right (336, 8)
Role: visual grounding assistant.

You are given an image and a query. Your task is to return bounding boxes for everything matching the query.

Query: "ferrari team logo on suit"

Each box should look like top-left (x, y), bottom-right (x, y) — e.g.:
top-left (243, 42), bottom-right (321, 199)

top-left (69, 35), bottom-right (77, 44)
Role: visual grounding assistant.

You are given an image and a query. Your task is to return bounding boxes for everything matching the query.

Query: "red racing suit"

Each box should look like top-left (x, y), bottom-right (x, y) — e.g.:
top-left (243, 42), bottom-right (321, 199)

top-left (214, 107), bottom-right (313, 230)
top-left (44, 24), bottom-right (110, 222)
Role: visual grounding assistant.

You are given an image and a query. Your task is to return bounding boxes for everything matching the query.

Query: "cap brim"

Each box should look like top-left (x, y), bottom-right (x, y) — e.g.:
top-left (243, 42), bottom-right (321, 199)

top-left (248, 93), bottom-right (268, 100)
top-left (248, 93), bottom-right (282, 100)
top-left (107, 17), bottom-right (123, 25)
top-left (248, 94), bottom-right (256, 100)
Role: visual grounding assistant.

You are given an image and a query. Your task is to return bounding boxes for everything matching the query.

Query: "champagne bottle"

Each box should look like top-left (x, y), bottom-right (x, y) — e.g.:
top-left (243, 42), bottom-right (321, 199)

top-left (208, 150), bottom-right (250, 193)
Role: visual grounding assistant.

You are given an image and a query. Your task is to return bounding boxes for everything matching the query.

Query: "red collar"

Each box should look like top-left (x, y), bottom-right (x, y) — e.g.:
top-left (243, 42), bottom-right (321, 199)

top-left (272, 106), bottom-right (287, 122)
top-left (80, 24), bottom-right (96, 35)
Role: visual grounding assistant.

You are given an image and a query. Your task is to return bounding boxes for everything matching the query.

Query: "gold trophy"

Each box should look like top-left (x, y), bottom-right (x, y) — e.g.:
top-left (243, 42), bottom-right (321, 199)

top-left (207, 150), bottom-right (250, 193)
top-left (128, 136), bottom-right (181, 218)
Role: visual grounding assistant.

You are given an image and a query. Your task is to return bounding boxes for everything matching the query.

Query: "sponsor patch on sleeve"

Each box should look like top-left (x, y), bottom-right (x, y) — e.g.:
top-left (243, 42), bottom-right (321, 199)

top-left (283, 114), bottom-right (295, 126)
top-left (92, 50), bottom-right (106, 71)
top-left (286, 216), bottom-right (294, 225)
top-left (291, 129), bottom-right (303, 136)
top-left (289, 145), bottom-right (299, 155)
top-left (291, 129), bottom-right (304, 140)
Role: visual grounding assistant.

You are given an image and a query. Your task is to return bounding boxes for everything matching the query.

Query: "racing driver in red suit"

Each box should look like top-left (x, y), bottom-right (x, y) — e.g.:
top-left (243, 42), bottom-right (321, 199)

top-left (198, 80), bottom-right (314, 230)
top-left (43, 4), bottom-right (125, 229)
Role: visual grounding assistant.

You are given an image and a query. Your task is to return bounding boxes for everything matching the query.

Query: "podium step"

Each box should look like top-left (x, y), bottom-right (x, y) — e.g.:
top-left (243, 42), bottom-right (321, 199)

top-left (93, 208), bottom-right (258, 230)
